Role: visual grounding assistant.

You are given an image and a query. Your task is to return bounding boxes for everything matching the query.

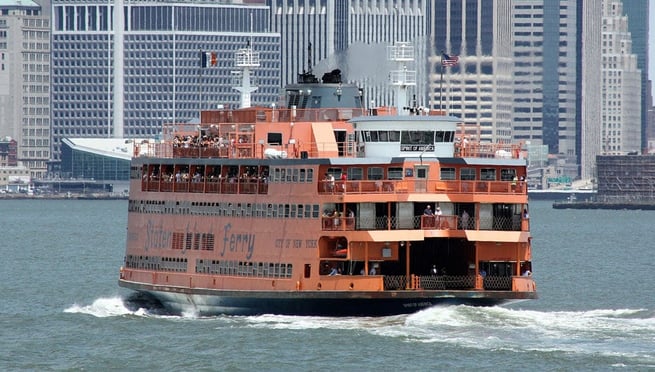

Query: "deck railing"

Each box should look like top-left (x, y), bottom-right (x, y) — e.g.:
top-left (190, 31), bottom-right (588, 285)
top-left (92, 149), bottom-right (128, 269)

top-left (142, 178), bottom-right (269, 195)
top-left (141, 177), bottom-right (526, 196)
top-left (321, 214), bottom-right (529, 232)
top-left (319, 179), bottom-right (526, 195)
top-left (134, 139), bottom-right (523, 161)
top-left (382, 275), bottom-right (510, 291)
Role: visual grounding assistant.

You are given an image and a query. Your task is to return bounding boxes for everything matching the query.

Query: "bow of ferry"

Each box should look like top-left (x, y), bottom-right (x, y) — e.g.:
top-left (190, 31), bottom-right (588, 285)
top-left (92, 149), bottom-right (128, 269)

top-left (118, 47), bottom-right (536, 317)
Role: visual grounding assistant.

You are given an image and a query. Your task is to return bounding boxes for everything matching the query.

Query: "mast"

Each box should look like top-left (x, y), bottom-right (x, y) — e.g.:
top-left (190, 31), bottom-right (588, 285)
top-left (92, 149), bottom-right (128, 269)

top-left (232, 13), bottom-right (260, 108)
top-left (387, 42), bottom-right (416, 116)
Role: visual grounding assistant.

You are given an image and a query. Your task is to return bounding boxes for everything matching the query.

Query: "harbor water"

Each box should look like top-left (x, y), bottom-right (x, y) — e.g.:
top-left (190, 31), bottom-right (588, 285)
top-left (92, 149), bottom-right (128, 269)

top-left (1, 199), bottom-right (654, 370)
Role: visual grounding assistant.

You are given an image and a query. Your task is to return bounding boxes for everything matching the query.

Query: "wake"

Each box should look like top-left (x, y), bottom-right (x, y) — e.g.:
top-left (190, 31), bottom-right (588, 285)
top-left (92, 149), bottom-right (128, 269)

top-left (64, 292), bottom-right (170, 318)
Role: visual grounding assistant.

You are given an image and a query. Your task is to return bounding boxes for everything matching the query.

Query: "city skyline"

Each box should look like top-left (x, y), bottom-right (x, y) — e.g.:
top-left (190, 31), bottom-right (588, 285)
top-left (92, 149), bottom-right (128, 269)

top-left (650, 2), bottom-right (654, 78)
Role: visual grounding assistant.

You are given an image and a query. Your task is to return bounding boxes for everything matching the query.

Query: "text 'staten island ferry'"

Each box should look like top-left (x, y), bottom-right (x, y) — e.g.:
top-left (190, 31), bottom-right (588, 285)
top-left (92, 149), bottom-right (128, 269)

top-left (118, 43), bottom-right (537, 316)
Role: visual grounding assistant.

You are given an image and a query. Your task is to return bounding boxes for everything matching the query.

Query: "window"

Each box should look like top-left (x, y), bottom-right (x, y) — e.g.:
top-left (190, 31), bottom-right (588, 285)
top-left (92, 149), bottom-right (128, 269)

top-left (368, 167), bottom-right (384, 180)
top-left (388, 167), bottom-right (403, 180)
top-left (440, 167), bottom-right (456, 180)
top-left (460, 168), bottom-right (475, 180)
top-left (267, 133), bottom-right (282, 145)
top-left (500, 169), bottom-right (516, 181)
top-left (400, 131), bottom-right (435, 152)
top-left (346, 167), bottom-right (362, 180)
top-left (480, 168), bottom-right (496, 181)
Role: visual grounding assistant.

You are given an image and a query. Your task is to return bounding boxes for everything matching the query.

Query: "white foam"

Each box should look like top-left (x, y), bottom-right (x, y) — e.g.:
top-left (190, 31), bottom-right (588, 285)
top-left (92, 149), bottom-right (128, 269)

top-left (64, 297), bottom-right (134, 318)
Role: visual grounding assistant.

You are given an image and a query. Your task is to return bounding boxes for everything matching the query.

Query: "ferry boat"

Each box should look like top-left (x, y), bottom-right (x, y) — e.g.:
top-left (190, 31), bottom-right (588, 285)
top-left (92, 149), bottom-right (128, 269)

top-left (118, 44), bottom-right (537, 316)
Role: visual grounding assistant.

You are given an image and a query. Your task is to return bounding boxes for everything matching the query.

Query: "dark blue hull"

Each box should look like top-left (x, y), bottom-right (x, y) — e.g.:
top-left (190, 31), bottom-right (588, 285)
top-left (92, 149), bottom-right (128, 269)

top-left (120, 280), bottom-right (534, 317)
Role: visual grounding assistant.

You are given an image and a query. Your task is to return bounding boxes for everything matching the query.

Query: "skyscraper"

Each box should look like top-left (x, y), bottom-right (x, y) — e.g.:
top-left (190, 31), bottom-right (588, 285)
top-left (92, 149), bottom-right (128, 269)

top-left (578, 0), bottom-right (602, 180)
top-left (512, 1), bottom-right (578, 170)
top-left (429, 0), bottom-right (514, 144)
top-left (512, 1), bottom-right (602, 181)
top-left (0, 0), bottom-right (50, 178)
top-left (49, 1), bottom-right (281, 171)
top-left (618, 0), bottom-right (649, 151)
top-left (601, 0), bottom-right (641, 155)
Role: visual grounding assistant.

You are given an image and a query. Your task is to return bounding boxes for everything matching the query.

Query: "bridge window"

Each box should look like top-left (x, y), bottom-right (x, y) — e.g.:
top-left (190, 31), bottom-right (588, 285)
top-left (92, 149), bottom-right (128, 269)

top-left (401, 130), bottom-right (435, 145)
top-left (435, 130), bottom-right (455, 143)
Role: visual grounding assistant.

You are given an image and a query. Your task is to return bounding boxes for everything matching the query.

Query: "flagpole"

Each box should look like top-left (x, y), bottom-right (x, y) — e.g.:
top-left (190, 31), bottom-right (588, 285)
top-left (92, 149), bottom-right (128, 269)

top-left (439, 50), bottom-right (443, 112)
top-left (198, 49), bottom-right (203, 115)
top-left (440, 66), bottom-right (444, 112)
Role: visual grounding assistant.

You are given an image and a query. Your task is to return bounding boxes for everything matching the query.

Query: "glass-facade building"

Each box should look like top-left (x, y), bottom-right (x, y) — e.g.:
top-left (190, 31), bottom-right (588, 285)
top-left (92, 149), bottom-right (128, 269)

top-left (429, 0), bottom-right (513, 143)
top-left (50, 1), bottom-right (281, 167)
top-left (512, 1), bottom-right (577, 161)
top-left (60, 138), bottom-right (130, 182)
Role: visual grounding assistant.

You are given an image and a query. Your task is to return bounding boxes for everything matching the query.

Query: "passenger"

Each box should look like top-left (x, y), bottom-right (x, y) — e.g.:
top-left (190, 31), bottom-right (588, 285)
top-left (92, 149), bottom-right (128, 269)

top-left (435, 206), bottom-right (443, 228)
top-left (431, 265), bottom-right (438, 275)
top-left (324, 173), bottom-right (335, 193)
top-left (369, 264), bottom-right (378, 275)
top-left (522, 270), bottom-right (532, 277)
top-left (329, 266), bottom-right (338, 276)
top-left (332, 210), bottom-right (341, 228)
top-left (480, 269), bottom-right (487, 278)
top-left (424, 205), bottom-right (434, 228)
top-left (424, 205), bottom-right (433, 215)
top-left (461, 210), bottom-right (470, 229)
top-left (346, 209), bottom-right (355, 229)
top-left (523, 208), bottom-right (529, 219)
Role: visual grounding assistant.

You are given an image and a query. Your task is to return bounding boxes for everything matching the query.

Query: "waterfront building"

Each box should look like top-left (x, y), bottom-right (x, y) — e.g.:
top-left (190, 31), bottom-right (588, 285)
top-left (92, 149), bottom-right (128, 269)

top-left (0, 136), bottom-right (17, 166)
top-left (596, 154), bottom-right (655, 203)
top-left (50, 0), bottom-right (281, 171)
top-left (601, 0), bottom-right (641, 155)
top-left (428, 0), bottom-right (513, 144)
top-left (59, 137), bottom-right (135, 192)
top-left (0, 0), bottom-right (50, 178)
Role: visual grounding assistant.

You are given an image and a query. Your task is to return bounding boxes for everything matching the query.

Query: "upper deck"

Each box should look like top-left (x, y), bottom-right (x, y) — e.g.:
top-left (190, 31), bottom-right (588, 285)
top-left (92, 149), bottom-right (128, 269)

top-left (134, 106), bottom-right (524, 163)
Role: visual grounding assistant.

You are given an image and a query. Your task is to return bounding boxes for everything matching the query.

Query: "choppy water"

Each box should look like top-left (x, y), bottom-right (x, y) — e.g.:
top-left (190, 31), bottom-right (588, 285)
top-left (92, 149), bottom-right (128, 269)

top-left (1, 200), bottom-right (654, 370)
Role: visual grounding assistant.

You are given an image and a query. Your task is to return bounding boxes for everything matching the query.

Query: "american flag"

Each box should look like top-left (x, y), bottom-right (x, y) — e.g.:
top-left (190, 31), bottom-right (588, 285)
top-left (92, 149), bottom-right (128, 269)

top-left (441, 52), bottom-right (459, 67)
